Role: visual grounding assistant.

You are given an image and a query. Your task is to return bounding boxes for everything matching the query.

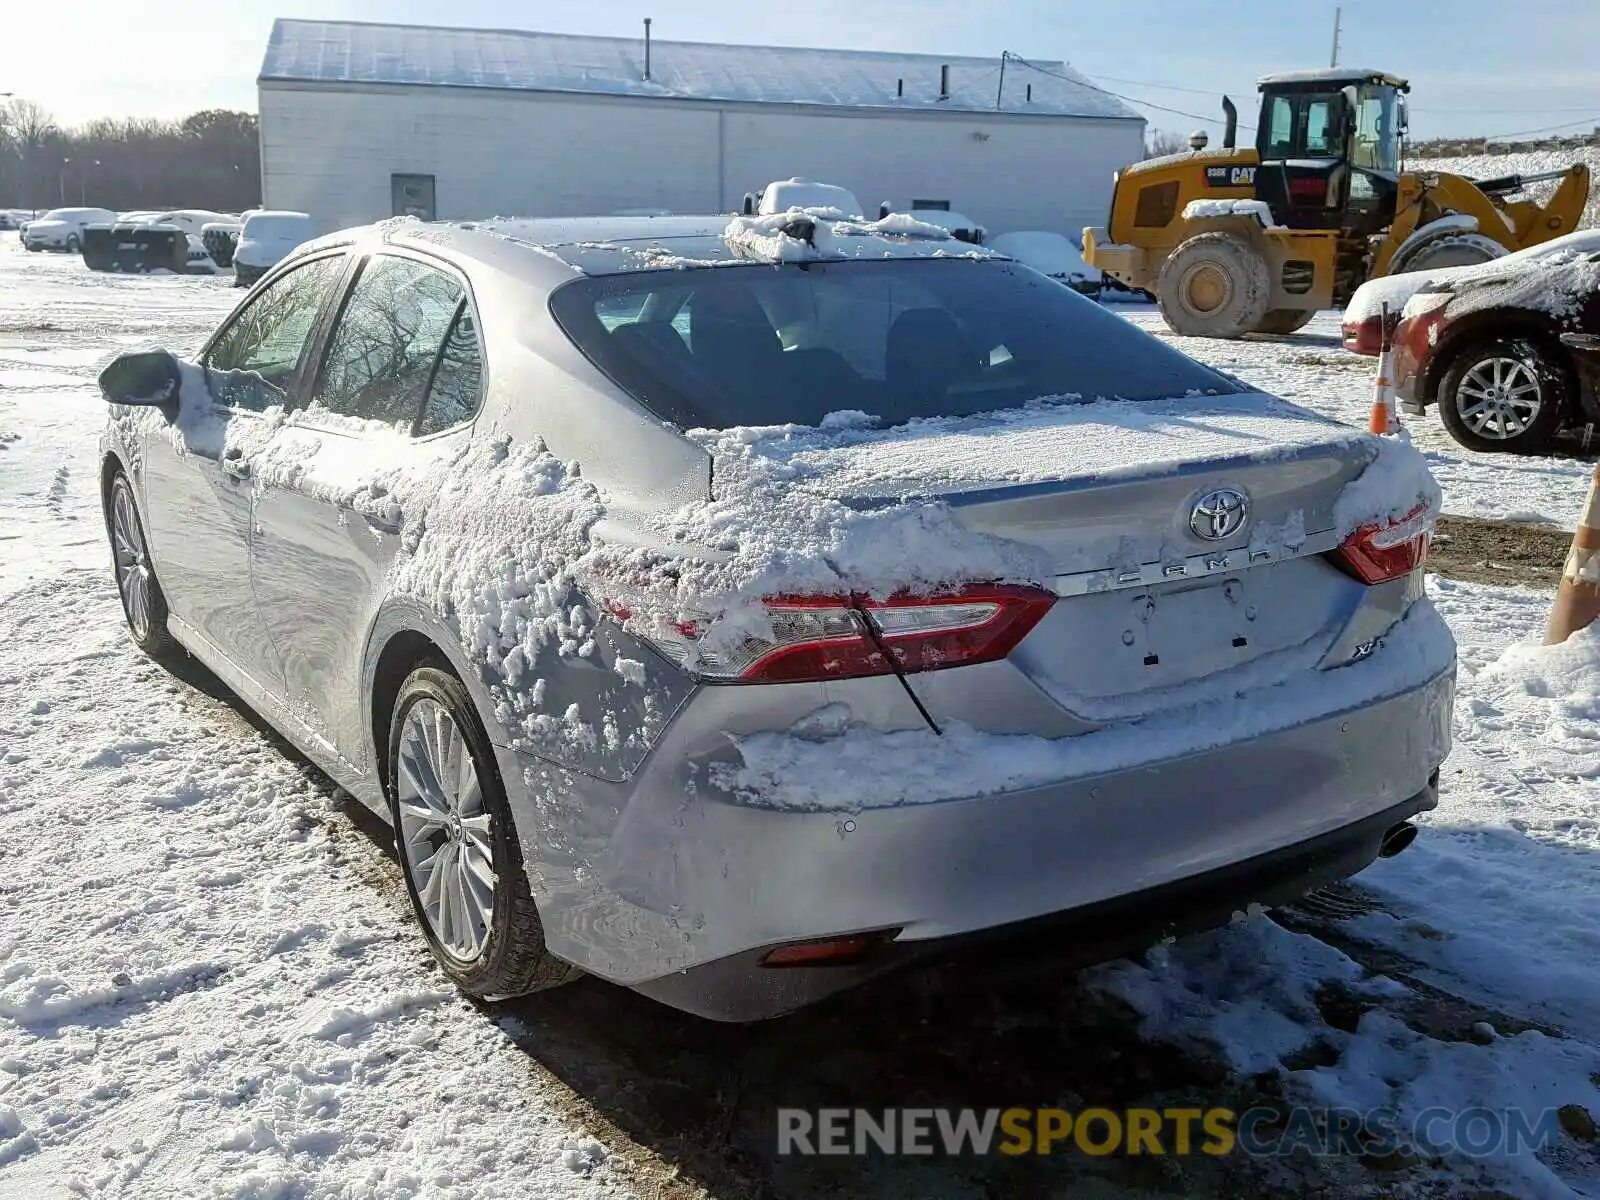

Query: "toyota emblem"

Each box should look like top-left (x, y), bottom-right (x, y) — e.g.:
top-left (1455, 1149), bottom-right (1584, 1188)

top-left (1189, 488), bottom-right (1249, 541)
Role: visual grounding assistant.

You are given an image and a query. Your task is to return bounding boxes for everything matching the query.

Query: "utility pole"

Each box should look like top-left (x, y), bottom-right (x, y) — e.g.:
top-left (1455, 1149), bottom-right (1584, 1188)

top-left (1330, 6), bottom-right (1342, 68)
top-left (996, 51), bottom-right (1008, 110)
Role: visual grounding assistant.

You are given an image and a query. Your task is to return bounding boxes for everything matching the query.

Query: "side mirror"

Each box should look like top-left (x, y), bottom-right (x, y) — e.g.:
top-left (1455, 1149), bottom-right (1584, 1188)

top-left (98, 350), bottom-right (181, 409)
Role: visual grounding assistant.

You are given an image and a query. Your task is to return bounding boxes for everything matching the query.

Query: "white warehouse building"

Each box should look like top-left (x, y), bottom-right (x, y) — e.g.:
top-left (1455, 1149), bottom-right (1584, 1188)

top-left (257, 20), bottom-right (1145, 236)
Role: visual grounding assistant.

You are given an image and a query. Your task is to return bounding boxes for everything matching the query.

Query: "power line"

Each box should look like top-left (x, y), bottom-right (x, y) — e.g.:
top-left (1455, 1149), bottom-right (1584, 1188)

top-left (1412, 105), bottom-right (1600, 114)
top-left (1005, 53), bottom-right (1247, 128)
top-left (1471, 114), bottom-right (1600, 140)
top-left (1086, 74), bottom-right (1229, 98)
top-left (1021, 53), bottom-right (1597, 142)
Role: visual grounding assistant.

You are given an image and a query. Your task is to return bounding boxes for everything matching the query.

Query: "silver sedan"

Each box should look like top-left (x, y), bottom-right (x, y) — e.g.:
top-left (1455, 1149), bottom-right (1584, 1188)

top-left (97, 214), bottom-right (1453, 1019)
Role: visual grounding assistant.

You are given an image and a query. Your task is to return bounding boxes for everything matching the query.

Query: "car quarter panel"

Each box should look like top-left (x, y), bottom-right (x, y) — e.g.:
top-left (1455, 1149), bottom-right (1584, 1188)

top-left (435, 244), bottom-right (711, 511)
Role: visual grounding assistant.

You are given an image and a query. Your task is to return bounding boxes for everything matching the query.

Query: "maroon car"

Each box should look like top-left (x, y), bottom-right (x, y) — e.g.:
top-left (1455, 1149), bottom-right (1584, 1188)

top-left (1392, 249), bottom-right (1600, 453)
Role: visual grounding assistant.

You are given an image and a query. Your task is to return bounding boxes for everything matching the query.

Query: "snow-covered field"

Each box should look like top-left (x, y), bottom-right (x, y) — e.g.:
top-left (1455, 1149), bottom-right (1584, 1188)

top-left (1411, 148), bottom-right (1600, 234)
top-left (1, 238), bottom-right (1597, 1198)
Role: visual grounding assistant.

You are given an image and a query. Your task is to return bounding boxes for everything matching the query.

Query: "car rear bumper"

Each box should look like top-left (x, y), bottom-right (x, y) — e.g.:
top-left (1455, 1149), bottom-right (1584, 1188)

top-left (502, 636), bottom-right (1454, 1015)
top-left (634, 780), bottom-right (1439, 1020)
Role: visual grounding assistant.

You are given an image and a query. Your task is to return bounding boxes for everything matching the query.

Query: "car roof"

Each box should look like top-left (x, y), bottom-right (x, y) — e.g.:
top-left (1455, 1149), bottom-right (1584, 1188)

top-left (374, 212), bottom-right (985, 280)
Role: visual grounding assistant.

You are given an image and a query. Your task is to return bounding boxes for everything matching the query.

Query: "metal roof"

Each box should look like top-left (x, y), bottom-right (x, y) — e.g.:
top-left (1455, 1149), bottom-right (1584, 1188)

top-left (260, 19), bottom-right (1141, 121)
top-left (1257, 68), bottom-right (1410, 90)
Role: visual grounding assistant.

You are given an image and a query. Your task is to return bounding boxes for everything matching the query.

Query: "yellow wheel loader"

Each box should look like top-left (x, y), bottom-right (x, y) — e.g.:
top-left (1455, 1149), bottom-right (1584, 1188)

top-left (1082, 69), bottom-right (1591, 338)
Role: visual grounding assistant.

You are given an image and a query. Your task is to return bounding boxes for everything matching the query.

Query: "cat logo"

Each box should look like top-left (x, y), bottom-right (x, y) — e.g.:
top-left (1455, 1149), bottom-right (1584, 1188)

top-left (1204, 165), bottom-right (1258, 188)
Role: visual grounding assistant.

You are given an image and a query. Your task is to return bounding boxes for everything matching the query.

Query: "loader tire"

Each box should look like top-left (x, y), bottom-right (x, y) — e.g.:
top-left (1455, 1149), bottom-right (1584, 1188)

top-left (1253, 308), bottom-right (1317, 336)
top-left (1157, 233), bottom-right (1272, 339)
top-left (1391, 231), bottom-right (1505, 275)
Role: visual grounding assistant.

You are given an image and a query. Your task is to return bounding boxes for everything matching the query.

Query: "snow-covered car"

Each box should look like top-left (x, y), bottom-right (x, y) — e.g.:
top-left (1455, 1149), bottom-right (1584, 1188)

top-left (21, 207), bottom-right (117, 252)
top-left (743, 177), bottom-right (863, 218)
top-left (1390, 245), bottom-right (1600, 453)
top-left (989, 230), bottom-right (1099, 294)
top-left (232, 210), bottom-right (315, 286)
top-left (95, 213), bottom-right (1454, 1020)
top-left (1342, 229), bottom-right (1600, 356)
top-left (124, 209), bottom-right (237, 238)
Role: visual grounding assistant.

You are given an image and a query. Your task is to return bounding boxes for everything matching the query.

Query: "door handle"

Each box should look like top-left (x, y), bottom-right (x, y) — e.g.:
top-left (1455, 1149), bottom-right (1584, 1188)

top-left (220, 452), bottom-right (250, 480)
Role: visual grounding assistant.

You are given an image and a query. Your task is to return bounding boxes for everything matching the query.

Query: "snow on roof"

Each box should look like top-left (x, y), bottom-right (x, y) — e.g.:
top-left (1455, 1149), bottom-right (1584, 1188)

top-left (1256, 67), bottom-right (1408, 89)
top-left (260, 19), bottom-right (1141, 120)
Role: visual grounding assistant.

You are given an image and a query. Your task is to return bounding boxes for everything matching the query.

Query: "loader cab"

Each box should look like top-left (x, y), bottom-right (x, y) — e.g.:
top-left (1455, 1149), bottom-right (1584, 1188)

top-left (1253, 70), bottom-right (1407, 234)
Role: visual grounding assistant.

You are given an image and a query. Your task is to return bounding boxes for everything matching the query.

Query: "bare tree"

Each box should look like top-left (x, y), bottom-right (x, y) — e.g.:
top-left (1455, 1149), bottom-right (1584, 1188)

top-left (0, 99), bottom-right (259, 212)
top-left (0, 99), bottom-right (61, 208)
top-left (1144, 129), bottom-right (1192, 158)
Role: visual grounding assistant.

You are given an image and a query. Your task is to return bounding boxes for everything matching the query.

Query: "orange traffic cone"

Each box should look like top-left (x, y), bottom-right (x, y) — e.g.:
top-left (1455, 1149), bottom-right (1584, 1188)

top-left (1545, 463), bottom-right (1600, 645)
top-left (1367, 302), bottom-right (1401, 436)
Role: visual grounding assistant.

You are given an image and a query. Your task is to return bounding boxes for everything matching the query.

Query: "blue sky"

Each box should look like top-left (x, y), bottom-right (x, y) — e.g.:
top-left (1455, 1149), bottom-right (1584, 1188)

top-left (3, 0), bottom-right (1597, 141)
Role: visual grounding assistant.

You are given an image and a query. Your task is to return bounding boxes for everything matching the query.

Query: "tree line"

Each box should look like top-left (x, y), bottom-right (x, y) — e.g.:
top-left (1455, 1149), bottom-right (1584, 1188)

top-left (0, 100), bottom-right (261, 214)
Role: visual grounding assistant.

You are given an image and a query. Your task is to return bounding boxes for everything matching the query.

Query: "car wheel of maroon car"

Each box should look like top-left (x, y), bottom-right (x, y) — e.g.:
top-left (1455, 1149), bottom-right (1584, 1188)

top-left (1437, 337), bottom-right (1566, 454)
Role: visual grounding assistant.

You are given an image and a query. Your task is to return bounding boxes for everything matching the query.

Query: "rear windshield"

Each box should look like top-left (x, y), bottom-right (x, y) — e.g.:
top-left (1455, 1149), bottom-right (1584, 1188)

top-left (550, 258), bottom-right (1236, 430)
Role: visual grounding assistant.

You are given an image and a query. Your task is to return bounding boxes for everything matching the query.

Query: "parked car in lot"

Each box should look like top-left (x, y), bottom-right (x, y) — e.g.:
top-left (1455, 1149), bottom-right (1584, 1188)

top-left (96, 213), bottom-right (1453, 1019)
top-left (1342, 230), bottom-right (1600, 356)
top-left (201, 221), bottom-right (241, 268)
top-left (1390, 246), bottom-right (1600, 452)
top-left (232, 210), bottom-right (316, 286)
top-left (988, 230), bottom-right (1100, 295)
top-left (742, 177), bottom-right (863, 217)
top-left (21, 207), bottom-right (117, 252)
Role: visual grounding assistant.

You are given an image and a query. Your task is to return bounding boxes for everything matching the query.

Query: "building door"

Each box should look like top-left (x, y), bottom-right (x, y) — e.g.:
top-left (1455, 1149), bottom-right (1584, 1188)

top-left (392, 174), bottom-right (437, 220)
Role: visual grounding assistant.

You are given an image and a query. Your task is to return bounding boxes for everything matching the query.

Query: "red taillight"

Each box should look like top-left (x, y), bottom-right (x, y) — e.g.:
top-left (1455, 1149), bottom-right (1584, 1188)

top-left (630, 584), bottom-right (1055, 684)
top-left (1331, 503), bottom-right (1433, 584)
top-left (1343, 313), bottom-right (1386, 357)
top-left (1289, 176), bottom-right (1328, 204)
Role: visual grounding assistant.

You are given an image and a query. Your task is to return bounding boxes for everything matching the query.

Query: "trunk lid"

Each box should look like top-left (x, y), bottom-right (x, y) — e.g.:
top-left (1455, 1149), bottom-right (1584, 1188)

top-left (736, 395), bottom-right (1384, 722)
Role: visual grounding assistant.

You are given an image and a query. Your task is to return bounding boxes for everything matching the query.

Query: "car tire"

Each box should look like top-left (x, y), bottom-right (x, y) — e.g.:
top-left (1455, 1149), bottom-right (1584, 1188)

top-left (65, 235), bottom-right (79, 254)
top-left (1436, 337), bottom-right (1567, 454)
top-left (25, 242), bottom-right (41, 252)
top-left (1157, 233), bottom-right (1272, 338)
top-left (1253, 308), bottom-right (1316, 336)
top-left (105, 471), bottom-right (181, 660)
top-left (387, 665), bottom-right (579, 1001)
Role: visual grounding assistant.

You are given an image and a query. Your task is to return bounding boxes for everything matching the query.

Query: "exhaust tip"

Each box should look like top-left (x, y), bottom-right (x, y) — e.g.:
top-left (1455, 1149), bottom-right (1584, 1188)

top-left (1378, 821), bottom-right (1418, 859)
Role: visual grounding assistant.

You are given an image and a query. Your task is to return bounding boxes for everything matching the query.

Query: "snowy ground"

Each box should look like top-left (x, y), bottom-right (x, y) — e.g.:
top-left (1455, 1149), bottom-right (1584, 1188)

top-left (1, 238), bottom-right (1598, 1198)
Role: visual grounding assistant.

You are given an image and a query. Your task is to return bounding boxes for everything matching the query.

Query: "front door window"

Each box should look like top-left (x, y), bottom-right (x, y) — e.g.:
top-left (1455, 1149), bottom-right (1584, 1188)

top-left (203, 255), bottom-right (345, 410)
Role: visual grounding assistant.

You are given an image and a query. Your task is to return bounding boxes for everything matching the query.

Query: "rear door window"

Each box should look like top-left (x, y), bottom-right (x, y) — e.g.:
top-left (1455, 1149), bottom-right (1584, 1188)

top-left (417, 306), bottom-right (483, 435)
top-left (202, 254), bottom-right (346, 411)
top-left (307, 255), bottom-right (467, 430)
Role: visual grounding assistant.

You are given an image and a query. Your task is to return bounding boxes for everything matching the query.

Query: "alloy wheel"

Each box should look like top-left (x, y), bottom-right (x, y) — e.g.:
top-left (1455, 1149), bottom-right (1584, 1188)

top-left (1455, 356), bottom-right (1542, 440)
top-left (396, 698), bottom-right (497, 962)
top-left (110, 484), bottom-right (152, 639)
